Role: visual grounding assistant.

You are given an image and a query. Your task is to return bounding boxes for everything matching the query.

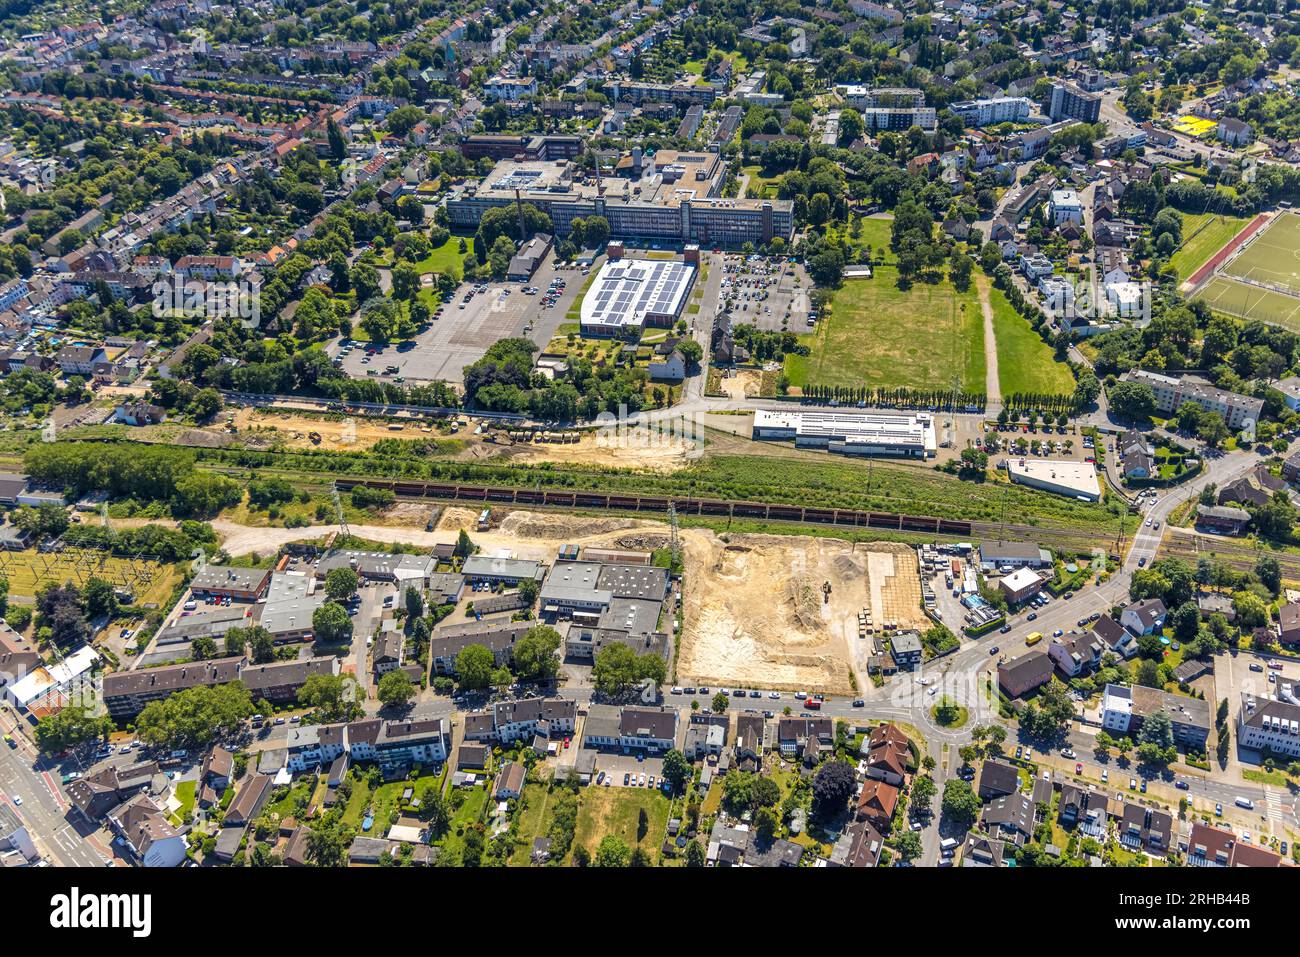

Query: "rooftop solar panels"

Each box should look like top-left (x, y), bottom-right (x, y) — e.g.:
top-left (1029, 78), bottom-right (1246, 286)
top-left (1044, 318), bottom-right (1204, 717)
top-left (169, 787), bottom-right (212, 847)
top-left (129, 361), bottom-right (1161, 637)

top-left (579, 258), bottom-right (696, 332)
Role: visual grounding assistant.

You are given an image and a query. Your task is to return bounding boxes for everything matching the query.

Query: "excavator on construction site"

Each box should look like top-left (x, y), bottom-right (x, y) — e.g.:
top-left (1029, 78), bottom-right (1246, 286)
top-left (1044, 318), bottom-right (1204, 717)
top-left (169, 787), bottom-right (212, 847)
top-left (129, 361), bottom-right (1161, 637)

top-left (822, 580), bottom-right (832, 604)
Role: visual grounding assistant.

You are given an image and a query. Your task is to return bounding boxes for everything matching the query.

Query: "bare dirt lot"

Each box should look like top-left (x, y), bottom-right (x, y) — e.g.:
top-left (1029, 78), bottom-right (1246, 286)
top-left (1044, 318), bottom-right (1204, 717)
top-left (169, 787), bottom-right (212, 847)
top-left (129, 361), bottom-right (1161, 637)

top-left (466, 429), bottom-right (700, 472)
top-left (228, 408), bottom-right (422, 451)
top-left (717, 368), bottom-right (766, 400)
top-left (217, 408), bottom-right (699, 471)
top-left (677, 535), bottom-right (926, 694)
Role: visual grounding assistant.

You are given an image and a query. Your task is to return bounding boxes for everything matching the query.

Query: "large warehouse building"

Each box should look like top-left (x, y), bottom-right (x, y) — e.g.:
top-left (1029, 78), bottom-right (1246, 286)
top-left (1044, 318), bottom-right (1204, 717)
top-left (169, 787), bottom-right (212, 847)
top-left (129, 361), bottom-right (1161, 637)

top-left (579, 258), bottom-right (695, 337)
top-left (751, 409), bottom-right (937, 459)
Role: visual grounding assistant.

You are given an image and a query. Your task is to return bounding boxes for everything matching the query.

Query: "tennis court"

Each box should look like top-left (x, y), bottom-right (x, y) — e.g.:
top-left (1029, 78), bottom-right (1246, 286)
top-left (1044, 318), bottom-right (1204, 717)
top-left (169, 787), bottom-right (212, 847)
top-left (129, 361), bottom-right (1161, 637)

top-left (1221, 212), bottom-right (1300, 295)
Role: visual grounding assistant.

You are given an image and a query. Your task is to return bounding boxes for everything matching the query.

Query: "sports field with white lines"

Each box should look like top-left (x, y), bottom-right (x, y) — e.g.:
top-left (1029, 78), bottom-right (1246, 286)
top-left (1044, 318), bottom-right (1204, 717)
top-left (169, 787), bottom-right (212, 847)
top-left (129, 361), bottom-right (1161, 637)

top-left (1194, 212), bottom-right (1300, 330)
top-left (1222, 211), bottom-right (1300, 293)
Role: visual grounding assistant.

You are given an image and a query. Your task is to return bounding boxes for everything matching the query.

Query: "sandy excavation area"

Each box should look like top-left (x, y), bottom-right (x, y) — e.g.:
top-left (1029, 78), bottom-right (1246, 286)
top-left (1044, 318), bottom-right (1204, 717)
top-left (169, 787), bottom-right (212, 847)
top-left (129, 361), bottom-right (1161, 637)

top-left (495, 429), bottom-right (700, 472)
top-left (678, 535), bottom-right (926, 694)
top-left (228, 408), bottom-right (421, 450)
top-left (222, 408), bottom-right (699, 471)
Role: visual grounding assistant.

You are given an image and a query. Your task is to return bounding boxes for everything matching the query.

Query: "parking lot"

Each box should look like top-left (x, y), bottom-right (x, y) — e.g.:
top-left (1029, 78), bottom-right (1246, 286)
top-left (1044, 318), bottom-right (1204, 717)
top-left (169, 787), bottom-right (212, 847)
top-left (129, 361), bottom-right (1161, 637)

top-left (718, 253), bottom-right (811, 333)
top-left (326, 251), bottom-right (600, 385)
top-left (593, 751), bottom-right (666, 788)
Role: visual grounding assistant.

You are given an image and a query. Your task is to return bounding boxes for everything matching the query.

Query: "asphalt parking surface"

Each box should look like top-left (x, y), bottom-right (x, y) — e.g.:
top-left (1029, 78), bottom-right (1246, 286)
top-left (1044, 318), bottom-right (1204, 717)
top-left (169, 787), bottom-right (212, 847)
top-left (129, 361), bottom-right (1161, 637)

top-left (327, 253), bottom-right (598, 385)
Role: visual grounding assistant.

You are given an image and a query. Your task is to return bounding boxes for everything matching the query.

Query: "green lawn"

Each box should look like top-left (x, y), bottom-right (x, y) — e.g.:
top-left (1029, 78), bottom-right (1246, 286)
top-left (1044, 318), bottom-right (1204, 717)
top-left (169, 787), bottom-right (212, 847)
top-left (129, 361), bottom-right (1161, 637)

top-left (988, 284), bottom-right (1077, 396)
top-left (437, 785), bottom-right (490, 859)
top-left (784, 267), bottom-right (985, 393)
top-left (413, 235), bottom-right (475, 280)
top-left (339, 777), bottom-right (372, 828)
top-left (571, 787), bottom-right (671, 864)
top-left (741, 164), bottom-right (781, 199)
top-left (509, 782), bottom-right (556, 866)
top-left (370, 771), bottom-right (443, 835)
top-left (169, 780), bottom-right (196, 826)
top-left (1169, 212), bottom-right (1252, 282)
top-left (825, 216), bottom-right (895, 264)
top-left (564, 270), bottom-right (600, 322)
top-left (265, 778), bottom-right (315, 822)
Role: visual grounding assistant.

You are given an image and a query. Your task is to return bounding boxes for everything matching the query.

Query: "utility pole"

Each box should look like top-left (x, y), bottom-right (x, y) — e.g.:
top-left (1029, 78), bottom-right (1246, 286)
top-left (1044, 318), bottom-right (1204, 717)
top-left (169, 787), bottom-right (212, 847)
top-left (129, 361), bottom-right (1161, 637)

top-left (332, 483), bottom-right (350, 540)
top-left (668, 501), bottom-right (681, 573)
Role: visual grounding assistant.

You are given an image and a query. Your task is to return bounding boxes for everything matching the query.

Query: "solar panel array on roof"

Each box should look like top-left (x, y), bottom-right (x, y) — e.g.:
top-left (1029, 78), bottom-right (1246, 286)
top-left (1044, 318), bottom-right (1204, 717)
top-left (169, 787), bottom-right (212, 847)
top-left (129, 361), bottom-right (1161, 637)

top-left (580, 258), bottom-right (696, 330)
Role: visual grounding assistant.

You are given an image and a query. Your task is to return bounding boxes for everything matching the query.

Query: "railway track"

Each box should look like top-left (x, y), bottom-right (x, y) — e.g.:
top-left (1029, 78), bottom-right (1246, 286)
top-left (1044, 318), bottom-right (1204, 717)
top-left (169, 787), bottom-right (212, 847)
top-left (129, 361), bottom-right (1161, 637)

top-left (200, 462), bottom-right (1118, 554)
top-left (334, 476), bottom-right (978, 536)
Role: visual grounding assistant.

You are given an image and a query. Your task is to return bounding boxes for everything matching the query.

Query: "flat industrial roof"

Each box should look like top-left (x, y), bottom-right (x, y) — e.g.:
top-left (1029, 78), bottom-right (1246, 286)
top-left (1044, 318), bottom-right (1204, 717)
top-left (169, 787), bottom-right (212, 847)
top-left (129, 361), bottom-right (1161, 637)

top-left (1005, 458), bottom-right (1101, 500)
top-left (753, 408), bottom-right (937, 452)
top-left (580, 258), bottom-right (695, 330)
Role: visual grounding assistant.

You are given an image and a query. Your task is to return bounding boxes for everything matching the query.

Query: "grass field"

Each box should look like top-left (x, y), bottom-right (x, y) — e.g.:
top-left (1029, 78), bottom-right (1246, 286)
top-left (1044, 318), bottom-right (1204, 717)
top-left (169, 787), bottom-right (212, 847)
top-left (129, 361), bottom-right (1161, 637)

top-left (824, 216), bottom-right (895, 264)
top-left (1196, 274), bottom-right (1300, 331)
top-left (1222, 212), bottom-right (1300, 294)
top-left (0, 548), bottom-right (178, 602)
top-left (413, 235), bottom-right (475, 280)
top-left (571, 787), bottom-right (671, 864)
top-left (437, 785), bottom-right (490, 861)
top-left (784, 267), bottom-right (985, 392)
top-left (740, 164), bottom-right (781, 199)
top-left (988, 285), bottom-right (1076, 395)
top-left (1170, 212), bottom-right (1252, 282)
top-left (509, 782), bottom-right (555, 866)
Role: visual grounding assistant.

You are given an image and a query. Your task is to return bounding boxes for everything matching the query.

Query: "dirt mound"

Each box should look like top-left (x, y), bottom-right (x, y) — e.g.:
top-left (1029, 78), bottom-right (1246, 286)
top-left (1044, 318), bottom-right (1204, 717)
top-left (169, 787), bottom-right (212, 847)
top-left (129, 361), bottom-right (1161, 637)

top-left (786, 574), bottom-right (823, 631)
top-left (435, 507), bottom-right (482, 533)
top-left (496, 510), bottom-right (653, 541)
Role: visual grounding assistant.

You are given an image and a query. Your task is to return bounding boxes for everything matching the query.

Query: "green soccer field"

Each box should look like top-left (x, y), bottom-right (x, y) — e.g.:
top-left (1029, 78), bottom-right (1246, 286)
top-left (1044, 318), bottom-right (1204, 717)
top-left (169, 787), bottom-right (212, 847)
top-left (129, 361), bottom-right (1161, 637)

top-left (1222, 212), bottom-right (1300, 294)
top-left (1195, 274), bottom-right (1300, 332)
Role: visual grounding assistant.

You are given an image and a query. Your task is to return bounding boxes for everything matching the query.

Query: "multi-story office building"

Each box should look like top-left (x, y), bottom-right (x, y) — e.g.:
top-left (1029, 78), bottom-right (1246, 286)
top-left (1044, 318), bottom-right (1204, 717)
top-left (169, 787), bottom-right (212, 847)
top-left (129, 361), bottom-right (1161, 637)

top-left (446, 156), bottom-right (794, 248)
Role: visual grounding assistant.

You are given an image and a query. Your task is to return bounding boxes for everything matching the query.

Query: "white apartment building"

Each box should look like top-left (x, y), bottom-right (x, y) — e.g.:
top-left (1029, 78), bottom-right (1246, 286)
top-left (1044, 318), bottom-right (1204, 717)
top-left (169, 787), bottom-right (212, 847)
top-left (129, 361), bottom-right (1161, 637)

top-left (1237, 695), bottom-right (1300, 758)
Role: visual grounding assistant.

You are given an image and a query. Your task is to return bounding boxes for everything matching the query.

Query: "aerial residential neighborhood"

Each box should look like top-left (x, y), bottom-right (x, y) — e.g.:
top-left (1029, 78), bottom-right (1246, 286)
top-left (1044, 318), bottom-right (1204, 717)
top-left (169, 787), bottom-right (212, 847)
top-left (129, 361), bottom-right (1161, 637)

top-left (0, 0), bottom-right (1297, 923)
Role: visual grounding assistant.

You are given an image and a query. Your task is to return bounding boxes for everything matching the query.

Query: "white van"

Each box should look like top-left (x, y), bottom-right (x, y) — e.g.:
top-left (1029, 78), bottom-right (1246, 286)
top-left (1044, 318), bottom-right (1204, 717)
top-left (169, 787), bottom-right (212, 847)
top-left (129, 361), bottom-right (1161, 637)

top-left (1235, 797), bottom-right (1255, 810)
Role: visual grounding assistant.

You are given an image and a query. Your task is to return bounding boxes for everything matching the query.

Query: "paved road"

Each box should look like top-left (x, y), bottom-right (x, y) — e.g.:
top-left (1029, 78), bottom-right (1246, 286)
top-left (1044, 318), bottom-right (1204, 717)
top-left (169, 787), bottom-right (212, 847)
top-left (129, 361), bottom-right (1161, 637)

top-left (0, 706), bottom-right (110, 866)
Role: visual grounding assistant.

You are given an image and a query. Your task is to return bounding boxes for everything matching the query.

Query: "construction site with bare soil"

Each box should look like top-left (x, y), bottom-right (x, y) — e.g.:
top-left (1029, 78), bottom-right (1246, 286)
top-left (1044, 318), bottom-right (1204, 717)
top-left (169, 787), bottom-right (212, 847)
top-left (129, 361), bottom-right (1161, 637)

top-left (201, 501), bottom-right (924, 695)
top-left (205, 408), bottom-right (703, 472)
top-left (676, 535), bottom-right (926, 695)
